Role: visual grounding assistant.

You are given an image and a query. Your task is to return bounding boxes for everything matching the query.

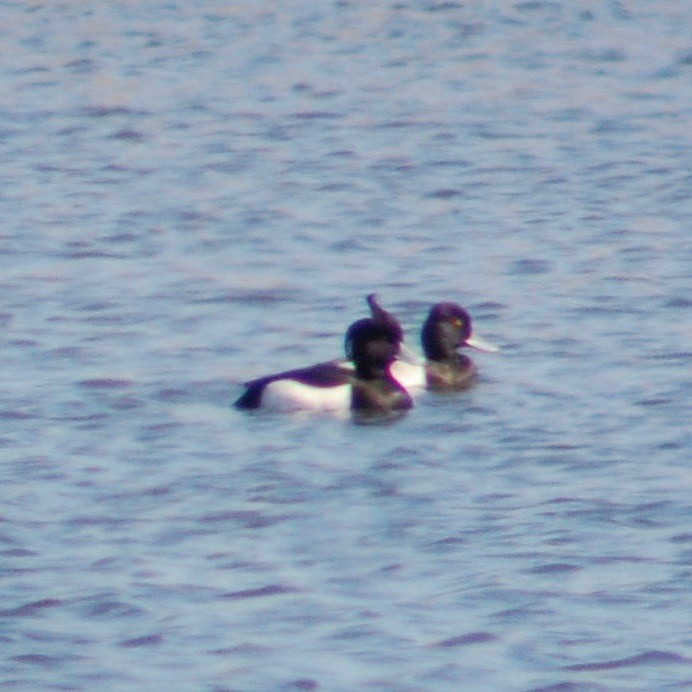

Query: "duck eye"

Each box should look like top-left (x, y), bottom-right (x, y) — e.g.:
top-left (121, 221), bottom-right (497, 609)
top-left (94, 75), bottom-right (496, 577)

top-left (452, 317), bottom-right (464, 328)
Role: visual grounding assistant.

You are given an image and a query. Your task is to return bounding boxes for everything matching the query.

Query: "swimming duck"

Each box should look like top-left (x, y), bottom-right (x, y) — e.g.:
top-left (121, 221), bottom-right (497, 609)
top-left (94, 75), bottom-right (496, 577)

top-left (234, 298), bottom-right (412, 417)
top-left (390, 302), bottom-right (498, 390)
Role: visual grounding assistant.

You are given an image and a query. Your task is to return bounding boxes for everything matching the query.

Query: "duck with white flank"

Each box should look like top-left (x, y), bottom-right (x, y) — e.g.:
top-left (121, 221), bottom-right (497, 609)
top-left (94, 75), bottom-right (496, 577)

top-left (390, 302), bottom-right (498, 391)
top-left (234, 295), bottom-right (412, 418)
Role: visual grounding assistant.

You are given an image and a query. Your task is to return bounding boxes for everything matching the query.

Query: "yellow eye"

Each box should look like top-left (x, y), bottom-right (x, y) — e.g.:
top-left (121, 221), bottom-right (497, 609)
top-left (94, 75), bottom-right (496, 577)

top-left (452, 317), bottom-right (464, 328)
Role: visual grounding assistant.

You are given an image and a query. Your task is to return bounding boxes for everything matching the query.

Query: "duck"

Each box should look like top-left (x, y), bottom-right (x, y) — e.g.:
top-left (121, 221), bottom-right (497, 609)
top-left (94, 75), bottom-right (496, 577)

top-left (234, 297), bottom-right (412, 417)
top-left (390, 302), bottom-right (498, 391)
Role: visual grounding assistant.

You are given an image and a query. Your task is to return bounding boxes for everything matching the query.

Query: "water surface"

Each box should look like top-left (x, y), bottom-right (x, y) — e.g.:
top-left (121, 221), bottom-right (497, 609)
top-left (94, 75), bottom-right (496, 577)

top-left (1, 2), bottom-right (691, 690)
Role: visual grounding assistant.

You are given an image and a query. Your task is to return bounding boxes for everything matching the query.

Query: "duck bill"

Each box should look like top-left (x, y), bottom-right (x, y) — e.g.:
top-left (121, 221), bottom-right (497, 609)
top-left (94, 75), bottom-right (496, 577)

top-left (398, 342), bottom-right (425, 365)
top-left (465, 333), bottom-right (499, 353)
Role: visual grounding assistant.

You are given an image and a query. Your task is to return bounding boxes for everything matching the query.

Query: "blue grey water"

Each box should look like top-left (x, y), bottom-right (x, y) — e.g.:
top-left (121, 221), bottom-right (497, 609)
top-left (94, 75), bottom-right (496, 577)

top-left (1, 1), bottom-right (691, 690)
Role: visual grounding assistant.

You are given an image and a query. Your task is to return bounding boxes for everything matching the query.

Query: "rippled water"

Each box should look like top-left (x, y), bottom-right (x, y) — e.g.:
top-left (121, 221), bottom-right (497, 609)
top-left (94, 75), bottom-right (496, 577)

top-left (2, 2), bottom-right (691, 690)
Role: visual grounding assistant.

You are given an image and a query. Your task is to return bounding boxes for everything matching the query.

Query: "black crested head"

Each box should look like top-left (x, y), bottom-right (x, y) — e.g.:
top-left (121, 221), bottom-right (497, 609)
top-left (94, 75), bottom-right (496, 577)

top-left (345, 316), bottom-right (402, 379)
top-left (345, 294), bottom-right (404, 361)
top-left (421, 302), bottom-right (473, 360)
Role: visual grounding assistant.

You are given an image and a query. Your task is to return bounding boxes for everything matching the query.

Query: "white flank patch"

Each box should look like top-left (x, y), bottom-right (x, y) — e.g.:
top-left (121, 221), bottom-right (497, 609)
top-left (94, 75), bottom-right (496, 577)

top-left (261, 380), bottom-right (351, 413)
top-left (390, 360), bottom-right (427, 390)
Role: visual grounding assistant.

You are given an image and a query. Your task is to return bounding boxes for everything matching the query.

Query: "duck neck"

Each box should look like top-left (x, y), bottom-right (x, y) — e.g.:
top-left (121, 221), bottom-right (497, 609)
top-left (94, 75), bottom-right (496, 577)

top-left (355, 361), bottom-right (389, 380)
top-left (423, 336), bottom-right (459, 362)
